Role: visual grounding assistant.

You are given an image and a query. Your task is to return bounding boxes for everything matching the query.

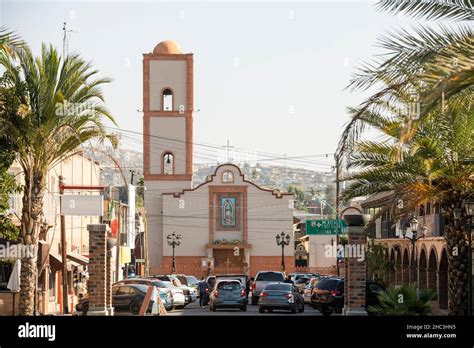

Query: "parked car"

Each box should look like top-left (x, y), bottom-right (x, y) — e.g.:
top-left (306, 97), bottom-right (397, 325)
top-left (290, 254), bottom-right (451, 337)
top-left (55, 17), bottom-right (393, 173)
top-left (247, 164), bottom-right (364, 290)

top-left (293, 276), bottom-right (311, 293)
top-left (156, 280), bottom-right (187, 308)
top-left (258, 283), bottom-right (305, 314)
top-left (311, 276), bottom-right (385, 316)
top-left (152, 275), bottom-right (197, 304)
top-left (114, 278), bottom-right (173, 308)
top-left (303, 277), bottom-right (320, 303)
top-left (76, 284), bottom-right (155, 315)
top-left (209, 280), bottom-right (247, 312)
top-left (251, 271), bottom-right (285, 305)
top-left (158, 290), bottom-right (174, 311)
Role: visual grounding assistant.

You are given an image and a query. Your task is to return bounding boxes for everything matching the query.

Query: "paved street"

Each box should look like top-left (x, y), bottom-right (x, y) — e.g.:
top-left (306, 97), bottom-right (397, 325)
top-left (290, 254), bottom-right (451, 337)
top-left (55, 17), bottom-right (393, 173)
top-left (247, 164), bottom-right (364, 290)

top-left (166, 301), bottom-right (338, 316)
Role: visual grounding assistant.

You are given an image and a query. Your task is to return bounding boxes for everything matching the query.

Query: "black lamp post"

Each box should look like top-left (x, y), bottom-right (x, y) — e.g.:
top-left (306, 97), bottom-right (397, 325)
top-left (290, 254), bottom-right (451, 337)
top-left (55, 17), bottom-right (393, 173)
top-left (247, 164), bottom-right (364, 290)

top-left (464, 198), bottom-right (474, 317)
top-left (402, 216), bottom-right (425, 285)
top-left (167, 232), bottom-right (182, 274)
top-left (276, 232), bottom-right (291, 273)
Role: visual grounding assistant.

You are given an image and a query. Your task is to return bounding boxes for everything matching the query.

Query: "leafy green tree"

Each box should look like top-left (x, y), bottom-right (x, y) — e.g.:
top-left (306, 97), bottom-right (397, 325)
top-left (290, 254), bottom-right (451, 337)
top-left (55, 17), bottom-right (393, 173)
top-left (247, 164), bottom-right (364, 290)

top-left (337, 0), bottom-right (473, 315)
top-left (136, 176), bottom-right (144, 207)
top-left (0, 43), bottom-right (116, 315)
top-left (368, 284), bottom-right (436, 316)
top-left (0, 27), bottom-right (22, 240)
top-left (366, 241), bottom-right (394, 286)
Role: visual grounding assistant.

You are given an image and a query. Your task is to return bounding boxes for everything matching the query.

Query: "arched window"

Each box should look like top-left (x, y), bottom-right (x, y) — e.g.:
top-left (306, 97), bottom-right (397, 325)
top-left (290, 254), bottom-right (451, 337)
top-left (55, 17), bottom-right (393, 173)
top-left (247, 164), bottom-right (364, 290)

top-left (222, 170), bottom-right (234, 183)
top-left (163, 152), bottom-right (174, 175)
top-left (162, 88), bottom-right (173, 111)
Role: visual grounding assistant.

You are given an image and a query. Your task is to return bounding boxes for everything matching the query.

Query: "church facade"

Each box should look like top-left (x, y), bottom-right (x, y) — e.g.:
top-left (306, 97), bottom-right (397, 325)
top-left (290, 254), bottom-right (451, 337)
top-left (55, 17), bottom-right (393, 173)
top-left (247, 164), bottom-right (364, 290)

top-left (143, 41), bottom-right (294, 276)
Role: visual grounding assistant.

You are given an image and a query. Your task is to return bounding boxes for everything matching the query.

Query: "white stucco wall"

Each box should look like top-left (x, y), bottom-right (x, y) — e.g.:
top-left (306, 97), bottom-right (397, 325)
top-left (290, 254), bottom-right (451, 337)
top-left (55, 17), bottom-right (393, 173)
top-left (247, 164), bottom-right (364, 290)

top-left (145, 180), bottom-right (191, 267)
top-left (308, 235), bottom-right (338, 268)
top-left (160, 164), bottom-right (294, 259)
top-left (149, 117), bottom-right (187, 175)
top-left (149, 60), bottom-right (187, 111)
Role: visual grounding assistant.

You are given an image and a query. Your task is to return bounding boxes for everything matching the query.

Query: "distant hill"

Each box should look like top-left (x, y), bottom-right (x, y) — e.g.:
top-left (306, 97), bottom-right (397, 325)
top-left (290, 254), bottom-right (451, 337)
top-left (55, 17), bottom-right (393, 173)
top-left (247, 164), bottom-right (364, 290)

top-left (83, 146), bottom-right (335, 194)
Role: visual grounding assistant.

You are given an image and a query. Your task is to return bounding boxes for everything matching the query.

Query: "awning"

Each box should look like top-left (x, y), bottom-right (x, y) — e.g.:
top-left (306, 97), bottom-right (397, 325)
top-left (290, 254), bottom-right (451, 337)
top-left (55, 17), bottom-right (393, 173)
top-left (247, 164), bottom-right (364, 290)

top-left (67, 252), bottom-right (89, 266)
top-left (49, 253), bottom-right (81, 272)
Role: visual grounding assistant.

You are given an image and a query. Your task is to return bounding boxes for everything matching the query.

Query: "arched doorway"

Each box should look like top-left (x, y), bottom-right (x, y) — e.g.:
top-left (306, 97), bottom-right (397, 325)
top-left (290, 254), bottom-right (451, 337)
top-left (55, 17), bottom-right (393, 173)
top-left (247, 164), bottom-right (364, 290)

top-left (428, 249), bottom-right (438, 292)
top-left (389, 248), bottom-right (396, 285)
top-left (418, 248), bottom-right (428, 290)
top-left (396, 249), bottom-right (402, 285)
top-left (438, 249), bottom-right (448, 310)
top-left (402, 248), bottom-right (410, 285)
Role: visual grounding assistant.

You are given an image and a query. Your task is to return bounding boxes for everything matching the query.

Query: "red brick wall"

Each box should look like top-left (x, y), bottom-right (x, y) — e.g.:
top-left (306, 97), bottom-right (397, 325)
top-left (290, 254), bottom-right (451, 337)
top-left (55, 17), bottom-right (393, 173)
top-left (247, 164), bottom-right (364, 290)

top-left (249, 256), bottom-right (295, 276)
top-left (148, 255), bottom-right (336, 278)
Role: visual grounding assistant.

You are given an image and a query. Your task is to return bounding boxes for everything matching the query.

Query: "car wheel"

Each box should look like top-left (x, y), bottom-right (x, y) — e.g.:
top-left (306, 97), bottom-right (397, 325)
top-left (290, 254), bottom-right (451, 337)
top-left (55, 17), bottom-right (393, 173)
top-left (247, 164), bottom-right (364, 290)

top-left (258, 307), bottom-right (265, 313)
top-left (251, 296), bottom-right (258, 306)
top-left (129, 302), bottom-right (140, 314)
top-left (320, 308), bottom-right (333, 316)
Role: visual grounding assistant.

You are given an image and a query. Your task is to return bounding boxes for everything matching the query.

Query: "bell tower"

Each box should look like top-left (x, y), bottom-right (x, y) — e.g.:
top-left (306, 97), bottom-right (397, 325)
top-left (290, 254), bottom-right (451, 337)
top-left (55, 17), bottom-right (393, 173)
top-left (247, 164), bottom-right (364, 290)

top-left (143, 40), bottom-right (193, 269)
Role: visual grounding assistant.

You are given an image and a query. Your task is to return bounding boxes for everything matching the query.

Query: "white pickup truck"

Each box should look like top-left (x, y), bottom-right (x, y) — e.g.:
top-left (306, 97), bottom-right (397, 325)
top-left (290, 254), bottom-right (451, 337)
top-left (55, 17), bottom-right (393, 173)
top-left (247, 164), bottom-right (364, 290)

top-left (251, 271), bottom-right (285, 305)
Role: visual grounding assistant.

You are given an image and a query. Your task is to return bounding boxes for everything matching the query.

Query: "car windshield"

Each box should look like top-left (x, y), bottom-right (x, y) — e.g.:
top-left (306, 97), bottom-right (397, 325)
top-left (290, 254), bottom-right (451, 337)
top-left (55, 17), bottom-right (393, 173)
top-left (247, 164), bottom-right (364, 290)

top-left (151, 280), bottom-right (167, 288)
top-left (256, 272), bottom-right (284, 281)
top-left (295, 278), bottom-right (309, 284)
top-left (186, 276), bottom-right (199, 285)
top-left (264, 283), bottom-right (291, 291)
top-left (217, 281), bottom-right (241, 290)
top-left (316, 278), bottom-right (341, 290)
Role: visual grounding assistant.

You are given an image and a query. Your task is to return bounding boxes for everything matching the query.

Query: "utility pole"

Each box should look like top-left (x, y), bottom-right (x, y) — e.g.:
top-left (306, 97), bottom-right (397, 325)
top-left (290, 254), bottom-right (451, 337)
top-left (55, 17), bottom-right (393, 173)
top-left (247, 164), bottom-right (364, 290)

top-left (59, 175), bottom-right (69, 314)
top-left (335, 154), bottom-right (341, 276)
top-left (115, 200), bottom-right (121, 282)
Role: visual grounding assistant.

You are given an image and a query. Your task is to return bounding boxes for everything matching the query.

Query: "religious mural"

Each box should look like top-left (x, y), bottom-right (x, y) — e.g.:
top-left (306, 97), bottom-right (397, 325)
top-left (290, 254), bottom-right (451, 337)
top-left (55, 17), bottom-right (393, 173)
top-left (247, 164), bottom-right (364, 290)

top-left (221, 197), bottom-right (236, 227)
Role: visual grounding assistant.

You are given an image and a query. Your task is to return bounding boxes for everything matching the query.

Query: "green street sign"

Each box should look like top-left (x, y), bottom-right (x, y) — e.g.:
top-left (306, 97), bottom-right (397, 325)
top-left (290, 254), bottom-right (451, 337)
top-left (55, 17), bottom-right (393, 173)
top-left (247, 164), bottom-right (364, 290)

top-left (306, 219), bottom-right (348, 235)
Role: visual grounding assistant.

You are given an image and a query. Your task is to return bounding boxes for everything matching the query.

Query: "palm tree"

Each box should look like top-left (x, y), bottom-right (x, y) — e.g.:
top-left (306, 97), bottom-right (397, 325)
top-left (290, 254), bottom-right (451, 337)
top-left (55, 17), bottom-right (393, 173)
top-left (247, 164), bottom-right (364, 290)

top-left (368, 284), bottom-right (436, 316)
top-left (337, 0), bottom-right (474, 315)
top-left (0, 27), bottom-right (22, 59)
top-left (0, 43), bottom-right (116, 315)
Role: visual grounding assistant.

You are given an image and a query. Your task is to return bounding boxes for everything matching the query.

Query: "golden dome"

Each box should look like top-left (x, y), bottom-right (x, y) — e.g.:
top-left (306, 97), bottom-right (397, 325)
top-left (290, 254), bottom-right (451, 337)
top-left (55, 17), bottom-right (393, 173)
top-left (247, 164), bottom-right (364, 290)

top-left (153, 40), bottom-right (182, 55)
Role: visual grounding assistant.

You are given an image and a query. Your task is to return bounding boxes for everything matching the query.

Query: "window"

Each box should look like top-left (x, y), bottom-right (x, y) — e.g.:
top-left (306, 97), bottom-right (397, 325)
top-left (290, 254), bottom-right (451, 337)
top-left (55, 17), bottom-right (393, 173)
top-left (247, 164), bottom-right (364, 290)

top-left (256, 272), bottom-right (285, 282)
top-left (163, 153), bottom-right (174, 175)
top-left (162, 88), bottom-right (173, 111)
top-left (222, 170), bottom-right (234, 183)
top-left (217, 281), bottom-right (241, 290)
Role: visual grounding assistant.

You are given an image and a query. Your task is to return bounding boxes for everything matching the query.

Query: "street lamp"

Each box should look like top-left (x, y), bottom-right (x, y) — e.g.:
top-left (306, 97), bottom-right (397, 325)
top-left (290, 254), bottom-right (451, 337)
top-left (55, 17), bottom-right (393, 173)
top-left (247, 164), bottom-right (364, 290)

top-left (167, 232), bottom-right (182, 274)
top-left (465, 198), bottom-right (474, 316)
top-left (401, 216), bottom-right (425, 285)
top-left (276, 232), bottom-right (291, 274)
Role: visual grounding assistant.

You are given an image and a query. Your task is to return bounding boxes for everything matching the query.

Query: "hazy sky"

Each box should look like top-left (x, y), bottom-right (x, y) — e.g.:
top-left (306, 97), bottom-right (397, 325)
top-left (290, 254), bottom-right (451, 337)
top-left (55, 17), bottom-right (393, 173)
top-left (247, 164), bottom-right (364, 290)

top-left (1, 0), bottom-right (414, 171)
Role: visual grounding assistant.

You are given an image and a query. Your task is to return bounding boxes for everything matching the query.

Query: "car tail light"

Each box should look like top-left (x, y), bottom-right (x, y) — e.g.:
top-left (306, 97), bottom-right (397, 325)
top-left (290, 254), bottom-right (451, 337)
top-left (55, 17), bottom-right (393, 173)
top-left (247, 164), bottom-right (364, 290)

top-left (213, 290), bottom-right (219, 298)
top-left (283, 293), bottom-right (294, 303)
top-left (241, 289), bottom-right (246, 297)
top-left (330, 290), bottom-right (341, 296)
top-left (260, 291), bottom-right (268, 297)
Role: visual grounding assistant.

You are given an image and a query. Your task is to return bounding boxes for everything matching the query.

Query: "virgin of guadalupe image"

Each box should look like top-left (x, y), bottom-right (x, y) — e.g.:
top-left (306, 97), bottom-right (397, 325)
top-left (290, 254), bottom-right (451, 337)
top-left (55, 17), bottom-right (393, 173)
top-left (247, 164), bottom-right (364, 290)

top-left (222, 198), bottom-right (235, 226)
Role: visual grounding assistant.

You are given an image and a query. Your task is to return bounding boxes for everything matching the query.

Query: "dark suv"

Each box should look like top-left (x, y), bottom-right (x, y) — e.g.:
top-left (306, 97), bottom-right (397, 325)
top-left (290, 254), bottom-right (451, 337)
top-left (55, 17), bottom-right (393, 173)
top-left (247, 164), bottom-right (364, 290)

top-left (311, 277), bottom-right (385, 316)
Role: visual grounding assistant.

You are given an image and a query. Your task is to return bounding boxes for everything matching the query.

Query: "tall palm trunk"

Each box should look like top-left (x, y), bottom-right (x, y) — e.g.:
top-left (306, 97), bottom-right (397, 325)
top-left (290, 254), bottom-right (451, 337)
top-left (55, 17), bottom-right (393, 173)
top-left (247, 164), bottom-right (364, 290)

top-left (19, 169), bottom-right (44, 315)
top-left (443, 197), bottom-right (469, 316)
